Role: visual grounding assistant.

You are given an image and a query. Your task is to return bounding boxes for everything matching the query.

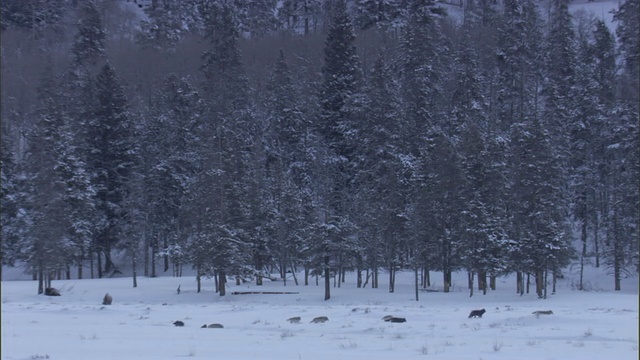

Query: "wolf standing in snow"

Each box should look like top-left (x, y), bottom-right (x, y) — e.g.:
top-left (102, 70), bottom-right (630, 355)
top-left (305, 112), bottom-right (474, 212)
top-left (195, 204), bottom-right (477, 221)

top-left (468, 309), bottom-right (486, 318)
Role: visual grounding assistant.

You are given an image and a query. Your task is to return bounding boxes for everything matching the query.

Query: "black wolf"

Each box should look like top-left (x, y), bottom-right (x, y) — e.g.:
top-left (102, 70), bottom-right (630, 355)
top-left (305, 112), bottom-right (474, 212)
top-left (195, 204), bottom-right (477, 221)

top-left (468, 309), bottom-right (486, 318)
top-left (173, 321), bottom-right (185, 327)
top-left (102, 293), bottom-right (113, 305)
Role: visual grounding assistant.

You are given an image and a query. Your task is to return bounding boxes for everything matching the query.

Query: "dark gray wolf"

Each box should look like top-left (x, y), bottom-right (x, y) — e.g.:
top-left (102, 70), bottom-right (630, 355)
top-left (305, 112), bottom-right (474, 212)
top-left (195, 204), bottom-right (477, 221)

top-left (45, 287), bottom-right (61, 296)
top-left (386, 317), bottom-right (407, 323)
top-left (311, 316), bottom-right (329, 323)
top-left (173, 321), bottom-right (185, 327)
top-left (102, 293), bottom-right (113, 305)
top-left (287, 317), bottom-right (301, 324)
top-left (468, 309), bottom-right (486, 318)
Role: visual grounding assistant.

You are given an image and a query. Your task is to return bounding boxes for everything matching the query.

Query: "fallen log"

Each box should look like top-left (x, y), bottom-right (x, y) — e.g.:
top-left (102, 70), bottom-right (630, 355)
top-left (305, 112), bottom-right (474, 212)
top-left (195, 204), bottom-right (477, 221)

top-left (231, 291), bottom-right (299, 295)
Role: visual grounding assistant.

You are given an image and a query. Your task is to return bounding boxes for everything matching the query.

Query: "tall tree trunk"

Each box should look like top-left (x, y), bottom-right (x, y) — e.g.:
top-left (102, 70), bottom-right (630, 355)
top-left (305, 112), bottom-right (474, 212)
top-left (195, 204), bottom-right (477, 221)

top-left (389, 263), bottom-right (395, 293)
top-left (535, 270), bottom-right (543, 298)
top-left (151, 238), bottom-right (157, 278)
top-left (219, 271), bottom-right (226, 296)
top-left (324, 256), bottom-right (331, 301)
top-left (373, 267), bottom-right (379, 289)
top-left (77, 249), bottom-right (83, 280)
top-left (90, 251), bottom-right (94, 279)
top-left (132, 241), bottom-right (138, 288)
top-left (97, 250), bottom-right (103, 278)
top-left (414, 267), bottom-right (419, 301)
top-left (304, 265), bottom-right (309, 286)
top-left (517, 271), bottom-right (523, 295)
top-left (144, 232), bottom-right (149, 277)
top-left (290, 261), bottom-right (298, 286)
top-left (469, 271), bottom-right (474, 297)
top-left (579, 205), bottom-right (588, 290)
top-left (163, 237), bottom-right (169, 273)
top-left (594, 211), bottom-right (600, 268)
top-left (38, 265), bottom-right (44, 294)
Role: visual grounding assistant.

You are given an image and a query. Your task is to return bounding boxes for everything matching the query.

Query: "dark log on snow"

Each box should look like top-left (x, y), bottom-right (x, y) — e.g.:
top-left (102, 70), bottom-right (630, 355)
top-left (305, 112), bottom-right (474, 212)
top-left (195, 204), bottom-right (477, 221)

top-left (231, 291), bottom-right (299, 295)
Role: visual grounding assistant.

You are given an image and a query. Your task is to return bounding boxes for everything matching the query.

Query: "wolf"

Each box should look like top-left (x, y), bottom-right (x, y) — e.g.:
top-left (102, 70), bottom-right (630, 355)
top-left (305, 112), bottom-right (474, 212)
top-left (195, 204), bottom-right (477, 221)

top-left (45, 287), bottom-right (61, 296)
top-left (386, 317), bottom-right (407, 323)
top-left (310, 316), bottom-right (329, 323)
top-left (102, 293), bottom-right (113, 305)
top-left (173, 321), bottom-right (185, 327)
top-left (287, 317), bottom-right (301, 324)
top-left (201, 323), bottom-right (224, 328)
top-left (468, 309), bottom-right (486, 318)
top-left (532, 310), bottom-right (554, 318)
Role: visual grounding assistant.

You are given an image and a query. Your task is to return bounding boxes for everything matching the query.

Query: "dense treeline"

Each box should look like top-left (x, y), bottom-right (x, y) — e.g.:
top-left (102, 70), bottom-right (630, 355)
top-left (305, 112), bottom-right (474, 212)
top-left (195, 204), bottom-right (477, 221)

top-left (1, 0), bottom-right (638, 299)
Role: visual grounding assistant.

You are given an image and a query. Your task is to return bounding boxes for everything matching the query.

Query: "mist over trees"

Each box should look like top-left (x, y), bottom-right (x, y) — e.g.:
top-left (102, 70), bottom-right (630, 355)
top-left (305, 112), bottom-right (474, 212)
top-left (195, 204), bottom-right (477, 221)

top-left (1, 0), bottom-right (638, 298)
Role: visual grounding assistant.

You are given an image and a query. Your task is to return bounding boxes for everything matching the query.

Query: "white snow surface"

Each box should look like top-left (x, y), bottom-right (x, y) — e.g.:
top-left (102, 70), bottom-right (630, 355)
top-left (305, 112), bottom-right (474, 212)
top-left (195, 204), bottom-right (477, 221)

top-left (1, 266), bottom-right (638, 360)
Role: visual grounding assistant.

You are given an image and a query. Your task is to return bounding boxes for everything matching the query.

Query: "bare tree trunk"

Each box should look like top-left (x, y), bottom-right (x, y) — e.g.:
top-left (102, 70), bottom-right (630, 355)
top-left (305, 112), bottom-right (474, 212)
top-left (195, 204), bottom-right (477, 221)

top-left (443, 270), bottom-right (451, 293)
top-left (219, 271), bottom-right (226, 296)
top-left (324, 256), bottom-right (330, 301)
top-left (290, 261), bottom-right (298, 286)
top-left (97, 250), bottom-right (103, 278)
top-left (414, 267), bottom-right (419, 301)
top-left (151, 238), bottom-right (157, 278)
top-left (594, 209), bottom-right (600, 267)
top-left (132, 241), bottom-right (138, 288)
top-left (373, 267), bottom-right (378, 289)
top-left (163, 237), bottom-right (169, 273)
top-left (579, 207), bottom-right (588, 290)
top-left (469, 271), bottom-right (474, 297)
top-left (304, 265), bottom-right (309, 286)
top-left (78, 250), bottom-right (83, 280)
top-left (38, 266), bottom-right (44, 294)
top-left (517, 271), bottom-right (523, 295)
top-left (90, 251), bottom-right (94, 279)
top-left (535, 271), bottom-right (543, 298)
top-left (144, 232), bottom-right (149, 277)
top-left (388, 264), bottom-right (395, 293)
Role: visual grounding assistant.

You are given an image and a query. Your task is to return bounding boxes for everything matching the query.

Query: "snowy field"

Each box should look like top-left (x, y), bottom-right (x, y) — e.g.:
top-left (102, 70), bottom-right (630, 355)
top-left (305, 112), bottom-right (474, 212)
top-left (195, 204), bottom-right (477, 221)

top-left (1, 265), bottom-right (637, 360)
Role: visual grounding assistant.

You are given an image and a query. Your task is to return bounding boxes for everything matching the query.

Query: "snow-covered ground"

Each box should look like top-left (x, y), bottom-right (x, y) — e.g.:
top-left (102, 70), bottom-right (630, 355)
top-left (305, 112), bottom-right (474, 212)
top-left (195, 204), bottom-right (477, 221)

top-left (1, 265), bottom-right (637, 360)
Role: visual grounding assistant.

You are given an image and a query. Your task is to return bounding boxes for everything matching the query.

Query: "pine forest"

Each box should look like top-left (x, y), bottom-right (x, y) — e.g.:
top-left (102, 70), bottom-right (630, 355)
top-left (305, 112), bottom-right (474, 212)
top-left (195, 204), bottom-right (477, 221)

top-left (1, 0), bottom-right (638, 300)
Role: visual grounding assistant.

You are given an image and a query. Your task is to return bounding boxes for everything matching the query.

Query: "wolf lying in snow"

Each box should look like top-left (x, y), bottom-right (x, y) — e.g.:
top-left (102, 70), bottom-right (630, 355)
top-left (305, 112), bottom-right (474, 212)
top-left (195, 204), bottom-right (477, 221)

top-left (383, 315), bottom-right (407, 323)
top-left (201, 323), bottom-right (224, 328)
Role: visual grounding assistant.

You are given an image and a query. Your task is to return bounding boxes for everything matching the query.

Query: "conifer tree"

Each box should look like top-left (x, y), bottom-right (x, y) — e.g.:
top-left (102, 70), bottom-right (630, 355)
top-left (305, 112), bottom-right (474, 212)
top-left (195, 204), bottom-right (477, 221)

top-left (199, 2), bottom-right (254, 295)
top-left (88, 64), bottom-right (136, 276)
top-left (317, 0), bottom-right (361, 300)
